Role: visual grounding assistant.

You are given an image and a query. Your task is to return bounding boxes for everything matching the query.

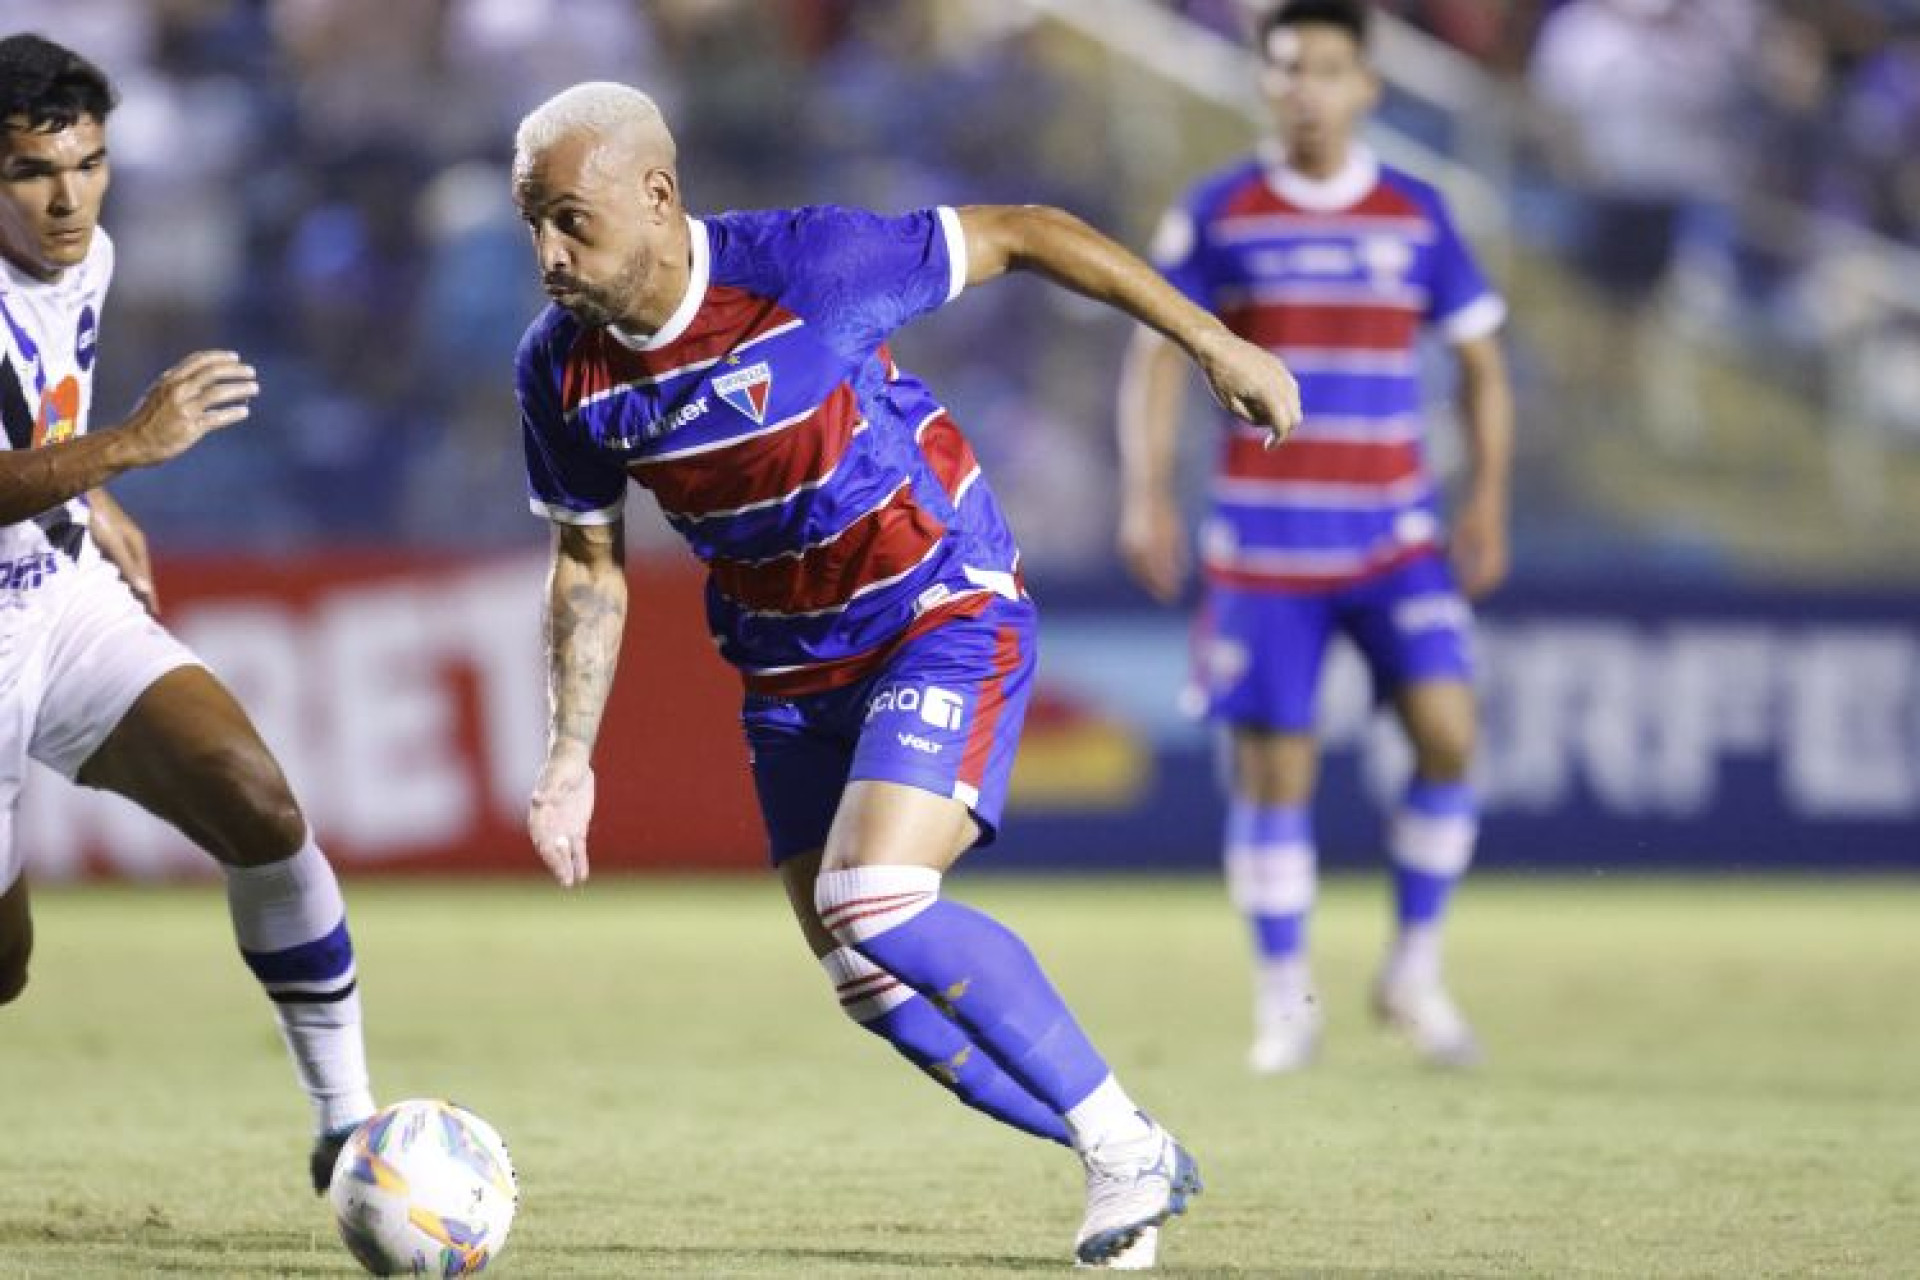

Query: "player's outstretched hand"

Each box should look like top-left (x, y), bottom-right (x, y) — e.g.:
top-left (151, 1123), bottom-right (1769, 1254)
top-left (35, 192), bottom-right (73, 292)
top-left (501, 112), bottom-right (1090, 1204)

top-left (528, 758), bottom-right (595, 887)
top-left (1195, 329), bottom-right (1302, 447)
top-left (121, 350), bottom-right (260, 467)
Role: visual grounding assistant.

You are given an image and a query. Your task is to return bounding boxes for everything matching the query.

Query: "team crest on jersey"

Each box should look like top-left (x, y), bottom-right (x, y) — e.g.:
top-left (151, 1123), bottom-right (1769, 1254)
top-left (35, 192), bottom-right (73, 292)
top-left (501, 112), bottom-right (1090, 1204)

top-left (76, 305), bottom-right (97, 371)
top-left (714, 360), bottom-right (773, 424)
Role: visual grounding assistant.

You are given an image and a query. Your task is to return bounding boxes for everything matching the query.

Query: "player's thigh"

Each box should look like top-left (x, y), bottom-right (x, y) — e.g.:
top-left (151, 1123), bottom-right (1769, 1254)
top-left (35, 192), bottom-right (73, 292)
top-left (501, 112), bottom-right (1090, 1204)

top-left (1342, 555), bottom-right (1473, 729)
top-left (70, 665), bottom-right (305, 866)
top-left (0, 865), bottom-right (30, 1004)
top-left (1393, 679), bottom-right (1477, 780)
top-left (832, 599), bottom-right (1036, 869)
top-left (745, 693), bottom-right (856, 867)
top-left (1198, 585), bottom-right (1333, 738)
top-left (775, 848), bottom-right (841, 959)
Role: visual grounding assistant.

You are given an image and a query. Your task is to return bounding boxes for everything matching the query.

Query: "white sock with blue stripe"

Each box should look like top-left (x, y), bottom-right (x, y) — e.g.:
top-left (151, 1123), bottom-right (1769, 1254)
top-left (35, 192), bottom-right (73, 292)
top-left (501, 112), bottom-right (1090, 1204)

top-left (226, 834), bottom-right (374, 1135)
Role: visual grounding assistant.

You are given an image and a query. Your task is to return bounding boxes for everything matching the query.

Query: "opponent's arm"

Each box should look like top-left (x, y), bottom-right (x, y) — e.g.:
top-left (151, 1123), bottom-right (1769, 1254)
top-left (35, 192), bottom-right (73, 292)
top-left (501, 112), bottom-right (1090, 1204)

top-left (528, 517), bottom-right (628, 887)
top-left (1115, 326), bottom-right (1192, 604)
top-left (86, 485), bottom-right (158, 614)
top-left (0, 350), bottom-right (256, 526)
top-left (957, 204), bottom-right (1301, 442)
top-left (1448, 333), bottom-right (1514, 600)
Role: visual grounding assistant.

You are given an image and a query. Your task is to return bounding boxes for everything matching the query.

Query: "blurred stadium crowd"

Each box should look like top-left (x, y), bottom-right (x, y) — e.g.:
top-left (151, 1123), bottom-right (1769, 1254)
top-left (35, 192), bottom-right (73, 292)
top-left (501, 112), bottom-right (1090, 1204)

top-left (12, 0), bottom-right (1920, 579)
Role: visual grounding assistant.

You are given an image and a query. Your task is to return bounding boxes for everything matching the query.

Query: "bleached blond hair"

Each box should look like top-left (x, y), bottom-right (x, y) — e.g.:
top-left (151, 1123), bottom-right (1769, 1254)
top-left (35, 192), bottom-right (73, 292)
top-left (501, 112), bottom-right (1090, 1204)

top-left (513, 82), bottom-right (675, 164)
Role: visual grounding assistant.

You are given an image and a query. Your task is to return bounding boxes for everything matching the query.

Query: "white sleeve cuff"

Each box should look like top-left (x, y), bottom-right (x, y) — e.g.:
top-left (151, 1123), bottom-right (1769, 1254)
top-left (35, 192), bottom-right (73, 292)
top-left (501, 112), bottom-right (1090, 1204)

top-left (1439, 294), bottom-right (1507, 344)
top-left (528, 495), bottom-right (625, 526)
top-left (935, 205), bottom-right (968, 303)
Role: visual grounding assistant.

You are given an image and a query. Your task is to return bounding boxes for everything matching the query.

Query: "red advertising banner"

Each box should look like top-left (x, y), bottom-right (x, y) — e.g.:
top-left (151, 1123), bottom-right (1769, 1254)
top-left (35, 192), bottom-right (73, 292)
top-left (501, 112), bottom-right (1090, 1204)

top-left (18, 552), bottom-right (766, 880)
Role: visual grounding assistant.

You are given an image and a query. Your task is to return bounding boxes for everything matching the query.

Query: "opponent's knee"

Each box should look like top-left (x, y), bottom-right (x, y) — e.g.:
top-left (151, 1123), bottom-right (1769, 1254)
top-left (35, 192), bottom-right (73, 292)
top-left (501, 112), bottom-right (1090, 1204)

top-left (1411, 723), bottom-right (1476, 782)
top-left (196, 741), bottom-right (307, 861)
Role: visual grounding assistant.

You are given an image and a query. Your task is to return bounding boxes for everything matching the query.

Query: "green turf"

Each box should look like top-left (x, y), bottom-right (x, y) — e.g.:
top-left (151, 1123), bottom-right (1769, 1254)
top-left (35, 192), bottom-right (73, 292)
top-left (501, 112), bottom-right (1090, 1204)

top-left (1, 874), bottom-right (1915, 1278)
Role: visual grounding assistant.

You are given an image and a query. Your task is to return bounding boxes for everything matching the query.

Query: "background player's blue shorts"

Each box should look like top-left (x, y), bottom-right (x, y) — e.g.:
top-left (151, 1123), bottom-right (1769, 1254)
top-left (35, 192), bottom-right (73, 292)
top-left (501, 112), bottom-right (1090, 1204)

top-left (1198, 551), bottom-right (1473, 733)
top-left (743, 595), bottom-right (1036, 864)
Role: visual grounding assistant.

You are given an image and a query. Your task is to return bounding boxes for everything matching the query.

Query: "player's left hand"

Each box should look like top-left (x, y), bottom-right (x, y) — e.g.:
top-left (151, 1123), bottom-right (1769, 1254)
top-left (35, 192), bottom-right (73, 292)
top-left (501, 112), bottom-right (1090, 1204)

top-left (1194, 327), bottom-right (1302, 447)
top-left (88, 489), bottom-right (160, 615)
top-left (1451, 492), bottom-right (1510, 600)
top-left (529, 758), bottom-right (595, 887)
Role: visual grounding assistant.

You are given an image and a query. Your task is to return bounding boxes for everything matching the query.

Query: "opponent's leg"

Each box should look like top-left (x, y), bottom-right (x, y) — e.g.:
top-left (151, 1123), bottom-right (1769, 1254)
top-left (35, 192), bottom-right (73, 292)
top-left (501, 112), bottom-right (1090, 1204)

top-left (779, 848), bottom-right (1070, 1146)
top-left (75, 666), bottom-right (374, 1181)
top-left (813, 781), bottom-right (1199, 1265)
top-left (1375, 678), bottom-right (1480, 1066)
top-left (1227, 728), bottom-right (1323, 1074)
top-left (0, 872), bottom-right (30, 1006)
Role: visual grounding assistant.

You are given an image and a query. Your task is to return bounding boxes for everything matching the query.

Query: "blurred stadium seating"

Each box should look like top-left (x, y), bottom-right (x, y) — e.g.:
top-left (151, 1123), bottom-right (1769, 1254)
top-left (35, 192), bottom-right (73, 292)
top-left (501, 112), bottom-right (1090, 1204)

top-left (10, 0), bottom-right (1916, 877)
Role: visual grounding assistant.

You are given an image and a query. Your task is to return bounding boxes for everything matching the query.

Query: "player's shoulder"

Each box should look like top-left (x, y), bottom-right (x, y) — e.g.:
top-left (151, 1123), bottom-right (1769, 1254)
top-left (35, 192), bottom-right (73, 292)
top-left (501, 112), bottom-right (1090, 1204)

top-left (514, 304), bottom-right (582, 381)
top-left (1177, 157), bottom-right (1267, 221)
top-left (1372, 163), bottom-right (1458, 227)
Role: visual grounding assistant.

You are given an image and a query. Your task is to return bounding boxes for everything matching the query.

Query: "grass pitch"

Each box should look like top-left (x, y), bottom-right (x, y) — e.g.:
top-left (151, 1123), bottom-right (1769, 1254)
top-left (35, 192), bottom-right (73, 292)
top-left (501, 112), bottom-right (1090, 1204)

top-left (1, 874), bottom-right (1915, 1278)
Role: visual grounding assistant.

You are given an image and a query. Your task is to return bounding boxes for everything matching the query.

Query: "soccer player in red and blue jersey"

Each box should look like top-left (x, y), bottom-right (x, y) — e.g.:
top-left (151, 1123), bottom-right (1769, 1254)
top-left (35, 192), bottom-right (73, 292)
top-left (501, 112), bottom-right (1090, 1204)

top-left (509, 83), bottom-right (1301, 1268)
top-left (1118, 0), bottom-right (1515, 1074)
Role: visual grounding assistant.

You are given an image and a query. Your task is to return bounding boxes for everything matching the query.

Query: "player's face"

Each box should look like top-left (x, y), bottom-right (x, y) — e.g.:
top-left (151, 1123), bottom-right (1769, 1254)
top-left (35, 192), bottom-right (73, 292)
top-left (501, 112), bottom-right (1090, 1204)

top-left (1261, 25), bottom-right (1378, 163)
top-left (513, 132), bottom-right (671, 331)
top-left (0, 114), bottom-right (110, 280)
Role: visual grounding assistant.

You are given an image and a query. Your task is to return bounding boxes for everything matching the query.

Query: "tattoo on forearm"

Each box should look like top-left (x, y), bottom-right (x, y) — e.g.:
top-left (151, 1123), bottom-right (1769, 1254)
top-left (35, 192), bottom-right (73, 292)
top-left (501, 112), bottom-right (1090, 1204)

top-left (546, 572), bottom-right (625, 753)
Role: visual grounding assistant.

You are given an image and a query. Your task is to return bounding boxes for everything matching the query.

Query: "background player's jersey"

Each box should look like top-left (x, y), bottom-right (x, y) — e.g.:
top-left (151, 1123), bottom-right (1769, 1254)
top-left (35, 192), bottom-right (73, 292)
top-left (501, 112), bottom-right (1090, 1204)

top-left (1153, 146), bottom-right (1504, 592)
top-left (0, 229), bottom-right (111, 562)
top-left (517, 205), bottom-right (1021, 696)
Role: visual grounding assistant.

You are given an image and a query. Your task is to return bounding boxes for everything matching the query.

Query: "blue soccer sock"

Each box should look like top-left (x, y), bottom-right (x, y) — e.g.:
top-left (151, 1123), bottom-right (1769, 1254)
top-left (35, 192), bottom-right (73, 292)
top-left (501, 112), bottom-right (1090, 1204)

top-left (1225, 800), bottom-right (1316, 1013)
top-left (1388, 779), bottom-right (1478, 984)
top-left (225, 834), bottom-right (375, 1135)
top-left (822, 947), bottom-right (1071, 1146)
top-left (815, 865), bottom-right (1148, 1152)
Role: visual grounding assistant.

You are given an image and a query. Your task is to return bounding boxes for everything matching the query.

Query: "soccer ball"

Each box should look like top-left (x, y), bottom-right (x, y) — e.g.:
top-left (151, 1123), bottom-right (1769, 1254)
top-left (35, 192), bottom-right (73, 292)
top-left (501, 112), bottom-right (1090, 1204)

top-left (327, 1099), bottom-right (518, 1277)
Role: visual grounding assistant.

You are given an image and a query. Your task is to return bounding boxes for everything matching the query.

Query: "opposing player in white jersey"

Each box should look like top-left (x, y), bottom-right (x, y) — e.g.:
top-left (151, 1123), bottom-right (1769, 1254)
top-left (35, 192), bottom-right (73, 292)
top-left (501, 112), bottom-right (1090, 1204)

top-left (1118, 0), bottom-right (1515, 1072)
top-left (0, 33), bottom-right (375, 1188)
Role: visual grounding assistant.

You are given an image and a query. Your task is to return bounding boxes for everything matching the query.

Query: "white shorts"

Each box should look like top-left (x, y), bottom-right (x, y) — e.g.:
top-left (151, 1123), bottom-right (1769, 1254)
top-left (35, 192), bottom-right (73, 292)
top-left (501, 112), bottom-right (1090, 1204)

top-left (0, 546), bottom-right (199, 891)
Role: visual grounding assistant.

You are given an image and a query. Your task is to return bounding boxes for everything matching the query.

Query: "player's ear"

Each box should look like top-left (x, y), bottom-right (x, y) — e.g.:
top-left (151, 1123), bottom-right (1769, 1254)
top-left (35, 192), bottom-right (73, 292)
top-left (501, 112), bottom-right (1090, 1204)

top-left (639, 165), bottom-right (677, 222)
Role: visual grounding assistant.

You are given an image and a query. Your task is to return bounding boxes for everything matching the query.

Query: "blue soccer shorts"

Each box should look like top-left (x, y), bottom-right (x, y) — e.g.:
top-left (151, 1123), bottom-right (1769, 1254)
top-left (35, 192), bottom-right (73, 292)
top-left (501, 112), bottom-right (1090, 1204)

top-left (1196, 550), bottom-right (1473, 734)
top-left (743, 595), bottom-right (1037, 864)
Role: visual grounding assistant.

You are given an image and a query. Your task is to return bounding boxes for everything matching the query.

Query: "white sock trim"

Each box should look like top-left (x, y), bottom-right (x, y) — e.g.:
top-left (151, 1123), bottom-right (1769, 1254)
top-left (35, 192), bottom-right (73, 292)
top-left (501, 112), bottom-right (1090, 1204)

top-left (821, 946), bottom-right (913, 1023)
top-left (814, 865), bottom-right (942, 946)
top-left (1063, 1074), bottom-right (1151, 1152)
top-left (223, 832), bottom-right (345, 953)
top-left (1225, 840), bottom-right (1316, 915)
top-left (1391, 812), bottom-right (1477, 876)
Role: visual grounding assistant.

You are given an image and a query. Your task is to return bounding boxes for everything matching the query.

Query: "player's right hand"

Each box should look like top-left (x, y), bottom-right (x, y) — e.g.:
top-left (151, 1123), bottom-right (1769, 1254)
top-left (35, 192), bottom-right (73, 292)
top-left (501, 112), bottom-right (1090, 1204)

top-left (528, 757), bottom-right (595, 888)
top-left (121, 350), bottom-right (259, 466)
top-left (1118, 490), bottom-right (1188, 605)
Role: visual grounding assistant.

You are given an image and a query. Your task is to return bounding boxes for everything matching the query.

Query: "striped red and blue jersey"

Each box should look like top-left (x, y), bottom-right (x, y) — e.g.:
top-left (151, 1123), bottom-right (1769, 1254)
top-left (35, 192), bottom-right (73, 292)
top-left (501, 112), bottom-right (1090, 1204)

top-left (1153, 146), bottom-right (1505, 592)
top-left (516, 205), bottom-right (1021, 697)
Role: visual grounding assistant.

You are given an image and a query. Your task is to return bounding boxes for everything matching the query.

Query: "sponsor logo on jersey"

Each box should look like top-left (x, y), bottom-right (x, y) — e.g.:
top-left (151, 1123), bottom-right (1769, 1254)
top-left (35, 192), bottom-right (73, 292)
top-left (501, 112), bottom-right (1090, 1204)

top-left (33, 375), bottom-right (81, 447)
top-left (607, 396), bottom-right (708, 448)
top-left (76, 305), bottom-right (97, 372)
top-left (714, 360), bottom-right (773, 424)
top-left (866, 683), bottom-right (967, 731)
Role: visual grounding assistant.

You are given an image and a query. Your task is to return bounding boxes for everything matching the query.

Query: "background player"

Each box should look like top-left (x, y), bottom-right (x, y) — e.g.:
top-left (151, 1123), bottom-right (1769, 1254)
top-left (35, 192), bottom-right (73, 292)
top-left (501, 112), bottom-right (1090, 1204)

top-left (1116, 0), bottom-right (1515, 1073)
top-left (509, 82), bottom-right (1299, 1268)
top-left (0, 33), bottom-right (374, 1187)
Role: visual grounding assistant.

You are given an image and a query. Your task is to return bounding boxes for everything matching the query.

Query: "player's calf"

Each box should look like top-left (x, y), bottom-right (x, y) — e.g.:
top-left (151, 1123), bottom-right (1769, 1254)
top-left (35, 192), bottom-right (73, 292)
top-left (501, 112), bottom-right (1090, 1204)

top-left (821, 945), bottom-right (1070, 1145)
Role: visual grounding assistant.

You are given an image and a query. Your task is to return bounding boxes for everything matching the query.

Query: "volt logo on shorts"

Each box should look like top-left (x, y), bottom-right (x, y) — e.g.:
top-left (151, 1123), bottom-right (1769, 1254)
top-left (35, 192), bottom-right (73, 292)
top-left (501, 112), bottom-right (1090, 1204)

top-left (896, 732), bottom-right (943, 755)
top-left (867, 683), bottom-right (967, 730)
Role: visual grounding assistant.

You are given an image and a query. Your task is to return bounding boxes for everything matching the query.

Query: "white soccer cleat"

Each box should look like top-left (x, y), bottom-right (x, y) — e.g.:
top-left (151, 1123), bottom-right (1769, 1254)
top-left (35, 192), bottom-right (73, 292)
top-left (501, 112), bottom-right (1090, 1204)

top-left (1073, 1122), bottom-right (1202, 1266)
top-left (1248, 993), bottom-right (1324, 1075)
top-left (1075, 1225), bottom-right (1158, 1270)
top-left (1373, 973), bottom-right (1481, 1068)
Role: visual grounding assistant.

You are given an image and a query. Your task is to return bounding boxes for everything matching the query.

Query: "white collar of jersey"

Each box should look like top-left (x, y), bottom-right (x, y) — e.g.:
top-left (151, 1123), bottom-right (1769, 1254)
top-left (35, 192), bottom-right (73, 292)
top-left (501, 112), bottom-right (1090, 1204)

top-left (609, 215), bottom-right (709, 352)
top-left (1261, 141), bottom-right (1381, 213)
